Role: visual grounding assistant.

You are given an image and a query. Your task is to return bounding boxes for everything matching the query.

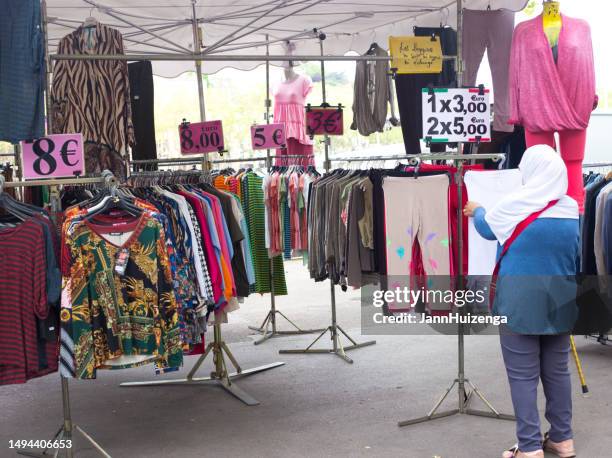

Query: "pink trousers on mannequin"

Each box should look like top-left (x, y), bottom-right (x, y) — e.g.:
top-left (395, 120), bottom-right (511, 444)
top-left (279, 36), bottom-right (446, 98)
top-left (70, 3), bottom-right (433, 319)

top-left (524, 129), bottom-right (586, 213)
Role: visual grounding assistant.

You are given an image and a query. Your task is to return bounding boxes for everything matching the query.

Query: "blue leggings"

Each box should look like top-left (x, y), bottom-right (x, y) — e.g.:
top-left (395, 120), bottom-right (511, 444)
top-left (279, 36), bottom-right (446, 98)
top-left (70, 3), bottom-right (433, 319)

top-left (499, 332), bottom-right (573, 452)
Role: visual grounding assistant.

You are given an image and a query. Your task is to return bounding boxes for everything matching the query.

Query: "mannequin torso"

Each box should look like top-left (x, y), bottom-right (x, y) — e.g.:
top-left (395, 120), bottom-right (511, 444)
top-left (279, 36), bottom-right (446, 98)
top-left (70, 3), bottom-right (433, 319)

top-left (543, 1), bottom-right (562, 48)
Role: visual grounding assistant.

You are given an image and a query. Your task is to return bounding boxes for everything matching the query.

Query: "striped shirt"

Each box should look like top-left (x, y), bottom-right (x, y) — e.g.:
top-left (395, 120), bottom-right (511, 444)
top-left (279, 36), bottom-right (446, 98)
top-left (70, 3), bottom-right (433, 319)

top-left (51, 24), bottom-right (134, 152)
top-left (0, 219), bottom-right (54, 385)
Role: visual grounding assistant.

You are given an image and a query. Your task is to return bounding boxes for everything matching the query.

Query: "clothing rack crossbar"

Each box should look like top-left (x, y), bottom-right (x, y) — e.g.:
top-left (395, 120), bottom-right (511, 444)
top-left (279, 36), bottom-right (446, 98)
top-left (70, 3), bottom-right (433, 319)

top-left (328, 153), bottom-right (505, 163)
top-left (2, 176), bottom-right (112, 188)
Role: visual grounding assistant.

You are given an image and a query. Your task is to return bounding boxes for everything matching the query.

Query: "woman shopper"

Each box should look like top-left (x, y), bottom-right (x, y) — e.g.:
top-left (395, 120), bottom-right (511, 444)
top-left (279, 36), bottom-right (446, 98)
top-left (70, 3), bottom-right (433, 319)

top-left (464, 145), bottom-right (579, 458)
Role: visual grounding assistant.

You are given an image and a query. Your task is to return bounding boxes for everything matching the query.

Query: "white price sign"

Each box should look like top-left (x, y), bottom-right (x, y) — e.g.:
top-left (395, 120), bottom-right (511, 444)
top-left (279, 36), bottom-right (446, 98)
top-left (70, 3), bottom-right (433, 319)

top-left (421, 87), bottom-right (491, 143)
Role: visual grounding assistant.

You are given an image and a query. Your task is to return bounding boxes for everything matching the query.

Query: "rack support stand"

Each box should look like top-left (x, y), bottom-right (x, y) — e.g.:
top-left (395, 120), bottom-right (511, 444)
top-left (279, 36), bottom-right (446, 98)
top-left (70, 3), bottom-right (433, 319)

top-left (120, 324), bottom-right (284, 406)
top-left (17, 377), bottom-right (111, 458)
top-left (280, 277), bottom-right (376, 364)
top-left (248, 306), bottom-right (325, 345)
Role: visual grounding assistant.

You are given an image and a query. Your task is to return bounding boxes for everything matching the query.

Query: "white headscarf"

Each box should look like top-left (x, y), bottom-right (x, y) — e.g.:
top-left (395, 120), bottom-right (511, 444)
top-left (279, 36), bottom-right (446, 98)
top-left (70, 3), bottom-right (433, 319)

top-left (484, 144), bottom-right (579, 245)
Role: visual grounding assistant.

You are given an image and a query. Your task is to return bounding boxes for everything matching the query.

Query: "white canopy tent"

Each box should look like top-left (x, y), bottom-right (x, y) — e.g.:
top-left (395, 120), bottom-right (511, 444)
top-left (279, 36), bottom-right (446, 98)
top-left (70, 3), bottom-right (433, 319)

top-left (46, 0), bottom-right (528, 77)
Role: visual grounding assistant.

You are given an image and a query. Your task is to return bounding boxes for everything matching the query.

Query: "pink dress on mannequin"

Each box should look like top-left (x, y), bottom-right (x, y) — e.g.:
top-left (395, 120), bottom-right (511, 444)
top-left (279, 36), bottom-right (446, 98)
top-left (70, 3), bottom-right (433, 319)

top-left (273, 74), bottom-right (314, 166)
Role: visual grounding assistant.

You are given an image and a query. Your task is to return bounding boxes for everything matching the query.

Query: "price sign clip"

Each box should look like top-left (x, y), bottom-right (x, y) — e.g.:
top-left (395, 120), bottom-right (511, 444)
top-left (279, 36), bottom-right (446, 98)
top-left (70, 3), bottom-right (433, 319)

top-left (425, 136), bottom-right (432, 148)
top-left (478, 84), bottom-right (485, 96)
top-left (181, 118), bottom-right (191, 128)
top-left (475, 136), bottom-right (482, 146)
top-left (427, 85), bottom-right (435, 96)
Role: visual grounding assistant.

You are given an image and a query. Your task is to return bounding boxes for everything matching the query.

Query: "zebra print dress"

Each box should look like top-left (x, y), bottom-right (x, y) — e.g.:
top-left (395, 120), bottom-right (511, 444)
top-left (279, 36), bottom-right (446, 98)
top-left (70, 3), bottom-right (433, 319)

top-left (51, 24), bottom-right (134, 155)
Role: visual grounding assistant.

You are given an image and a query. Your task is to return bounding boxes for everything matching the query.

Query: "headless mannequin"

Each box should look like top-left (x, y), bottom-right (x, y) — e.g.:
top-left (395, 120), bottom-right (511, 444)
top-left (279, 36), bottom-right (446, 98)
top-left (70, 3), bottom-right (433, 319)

top-left (274, 61), bottom-right (314, 166)
top-left (524, 0), bottom-right (587, 212)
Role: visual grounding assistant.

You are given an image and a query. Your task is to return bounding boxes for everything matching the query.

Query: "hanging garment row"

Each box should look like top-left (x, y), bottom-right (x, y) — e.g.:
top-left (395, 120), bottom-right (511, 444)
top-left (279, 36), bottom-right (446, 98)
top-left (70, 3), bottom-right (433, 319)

top-left (307, 163), bottom-right (478, 283)
top-left (212, 167), bottom-right (288, 295)
top-left (263, 164), bottom-right (319, 260)
top-left (59, 171), bottom-right (282, 379)
top-left (306, 163), bottom-right (544, 312)
top-left (568, 168), bottom-right (612, 338)
top-left (582, 169), bottom-right (612, 278)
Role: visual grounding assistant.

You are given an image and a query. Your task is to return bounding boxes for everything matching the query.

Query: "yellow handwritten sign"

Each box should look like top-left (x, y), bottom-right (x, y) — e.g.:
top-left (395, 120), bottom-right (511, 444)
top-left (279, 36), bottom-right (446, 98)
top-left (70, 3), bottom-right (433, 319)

top-left (388, 36), bottom-right (443, 74)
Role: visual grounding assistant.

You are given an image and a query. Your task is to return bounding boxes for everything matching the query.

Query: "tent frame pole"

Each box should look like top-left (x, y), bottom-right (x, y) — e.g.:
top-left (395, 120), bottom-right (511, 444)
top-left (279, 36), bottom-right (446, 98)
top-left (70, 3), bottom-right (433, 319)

top-left (398, 0), bottom-right (514, 427)
top-left (278, 33), bottom-right (376, 364)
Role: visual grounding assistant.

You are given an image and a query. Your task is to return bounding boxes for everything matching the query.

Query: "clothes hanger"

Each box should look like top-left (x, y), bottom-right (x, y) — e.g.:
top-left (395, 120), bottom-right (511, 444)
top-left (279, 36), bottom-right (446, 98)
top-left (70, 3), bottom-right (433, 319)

top-left (83, 7), bottom-right (98, 28)
top-left (0, 177), bottom-right (42, 221)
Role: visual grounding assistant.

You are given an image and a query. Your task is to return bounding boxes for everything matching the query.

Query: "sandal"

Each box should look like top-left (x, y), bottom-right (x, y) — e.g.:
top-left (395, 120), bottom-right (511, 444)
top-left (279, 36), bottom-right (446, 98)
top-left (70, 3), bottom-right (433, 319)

top-left (502, 445), bottom-right (544, 458)
top-left (543, 432), bottom-right (576, 458)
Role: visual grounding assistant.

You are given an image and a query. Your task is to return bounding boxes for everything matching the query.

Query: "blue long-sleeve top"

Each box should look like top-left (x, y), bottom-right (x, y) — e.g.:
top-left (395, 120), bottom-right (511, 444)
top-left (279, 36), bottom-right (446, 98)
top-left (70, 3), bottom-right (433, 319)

top-left (473, 207), bottom-right (579, 334)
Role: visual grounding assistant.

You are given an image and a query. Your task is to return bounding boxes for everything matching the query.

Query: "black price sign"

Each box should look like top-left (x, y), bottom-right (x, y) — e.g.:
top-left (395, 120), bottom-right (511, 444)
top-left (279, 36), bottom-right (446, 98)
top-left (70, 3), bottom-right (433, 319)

top-left (250, 123), bottom-right (286, 150)
top-left (21, 134), bottom-right (85, 180)
top-left (306, 105), bottom-right (344, 136)
top-left (421, 88), bottom-right (491, 143)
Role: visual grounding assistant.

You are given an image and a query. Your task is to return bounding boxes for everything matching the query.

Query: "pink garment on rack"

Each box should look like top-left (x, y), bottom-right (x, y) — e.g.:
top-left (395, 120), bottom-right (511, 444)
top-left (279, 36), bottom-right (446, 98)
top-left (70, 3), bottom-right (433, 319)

top-left (266, 172), bottom-right (283, 256)
top-left (274, 74), bottom-right (313, 146)
top-left (508, 14), bottom-right (597, 132)
top-left (275, 138), bottom-right (314, 167)
top-left (203, 191), bottom-right (237, 298)
top-left (289, 172), bottom-right (301, 251)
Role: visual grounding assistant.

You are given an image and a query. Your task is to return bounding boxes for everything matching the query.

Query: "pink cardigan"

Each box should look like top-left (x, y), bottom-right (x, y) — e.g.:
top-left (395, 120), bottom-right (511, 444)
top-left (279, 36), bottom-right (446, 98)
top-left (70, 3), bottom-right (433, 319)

top-left (508, 15), bottom-right (596, 133)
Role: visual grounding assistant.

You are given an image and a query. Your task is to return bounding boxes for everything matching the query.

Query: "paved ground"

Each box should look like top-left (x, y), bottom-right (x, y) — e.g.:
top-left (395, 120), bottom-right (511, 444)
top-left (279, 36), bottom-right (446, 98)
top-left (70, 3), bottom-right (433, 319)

top-left (2, 260), bottom-right (611, 458)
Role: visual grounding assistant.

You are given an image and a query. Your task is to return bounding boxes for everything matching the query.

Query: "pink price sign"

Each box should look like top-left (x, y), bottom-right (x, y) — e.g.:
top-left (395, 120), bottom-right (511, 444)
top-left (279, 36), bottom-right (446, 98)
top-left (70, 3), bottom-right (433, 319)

top-left (306, 106), bottom-right (344, 136)
top-left (20, 134), bottom-right (85, 180)
top-left (250, 123), bottom-right (286, 150)
top-left (179, 120), bottom-right (224, 155)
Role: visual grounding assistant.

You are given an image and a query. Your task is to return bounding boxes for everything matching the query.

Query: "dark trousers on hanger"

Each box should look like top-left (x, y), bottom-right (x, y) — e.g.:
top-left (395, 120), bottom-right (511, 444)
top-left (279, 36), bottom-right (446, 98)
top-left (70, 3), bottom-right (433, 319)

top-left (128, 61), bottom-right (157, 169)
top-left (395, 27), bottom-right (457, 154)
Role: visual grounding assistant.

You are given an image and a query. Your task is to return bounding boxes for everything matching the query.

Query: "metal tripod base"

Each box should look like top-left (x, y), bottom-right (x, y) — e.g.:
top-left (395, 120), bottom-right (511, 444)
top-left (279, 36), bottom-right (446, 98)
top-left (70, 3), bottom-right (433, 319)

top-left (17, 423), bottom-right (111, 458)
top-left (248, 309), bottom-right (325, 345)
top-left (279, 324), bottom-right (376, 364)
top-left (398, 378), bottom-right (515, 427)
top-left (120, 324), bottom-right (284, 406)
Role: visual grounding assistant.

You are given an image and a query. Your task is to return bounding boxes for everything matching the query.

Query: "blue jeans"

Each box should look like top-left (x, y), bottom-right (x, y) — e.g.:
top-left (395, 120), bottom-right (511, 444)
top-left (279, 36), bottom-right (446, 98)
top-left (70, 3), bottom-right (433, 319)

top-left (499, 331), bottom-right (573, 452)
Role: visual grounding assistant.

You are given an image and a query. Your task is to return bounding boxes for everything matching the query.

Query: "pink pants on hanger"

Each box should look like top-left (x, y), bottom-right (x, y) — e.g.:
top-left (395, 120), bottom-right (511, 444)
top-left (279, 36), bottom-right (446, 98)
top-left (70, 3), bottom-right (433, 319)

top-left (524, 129), bottom-right (586, 213)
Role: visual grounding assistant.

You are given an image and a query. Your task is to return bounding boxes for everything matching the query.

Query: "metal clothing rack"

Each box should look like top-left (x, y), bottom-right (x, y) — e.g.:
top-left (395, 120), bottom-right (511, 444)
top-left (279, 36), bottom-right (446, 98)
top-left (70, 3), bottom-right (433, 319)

top-left (1, 174), bottom-right (115, 458)
top-left (397, 0), bottom-right (513, 426)
top-left (248, 37), bottom-right (323, 345)
top-left (320, 150), bottom-right (512, 422)
top-left (393, 153), bottom-right (515, 426)
top-left (117, 162), bottom-right (285, 406)
top-left (278, 35), bottom-right (376, 364)
top-left (129, 152), bottom-right (323, 345)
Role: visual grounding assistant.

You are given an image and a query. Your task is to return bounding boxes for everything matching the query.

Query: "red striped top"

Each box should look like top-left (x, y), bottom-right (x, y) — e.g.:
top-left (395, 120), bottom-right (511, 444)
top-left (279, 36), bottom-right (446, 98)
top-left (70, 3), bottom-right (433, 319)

top-left (0, 218), bottom-right (49, 385)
